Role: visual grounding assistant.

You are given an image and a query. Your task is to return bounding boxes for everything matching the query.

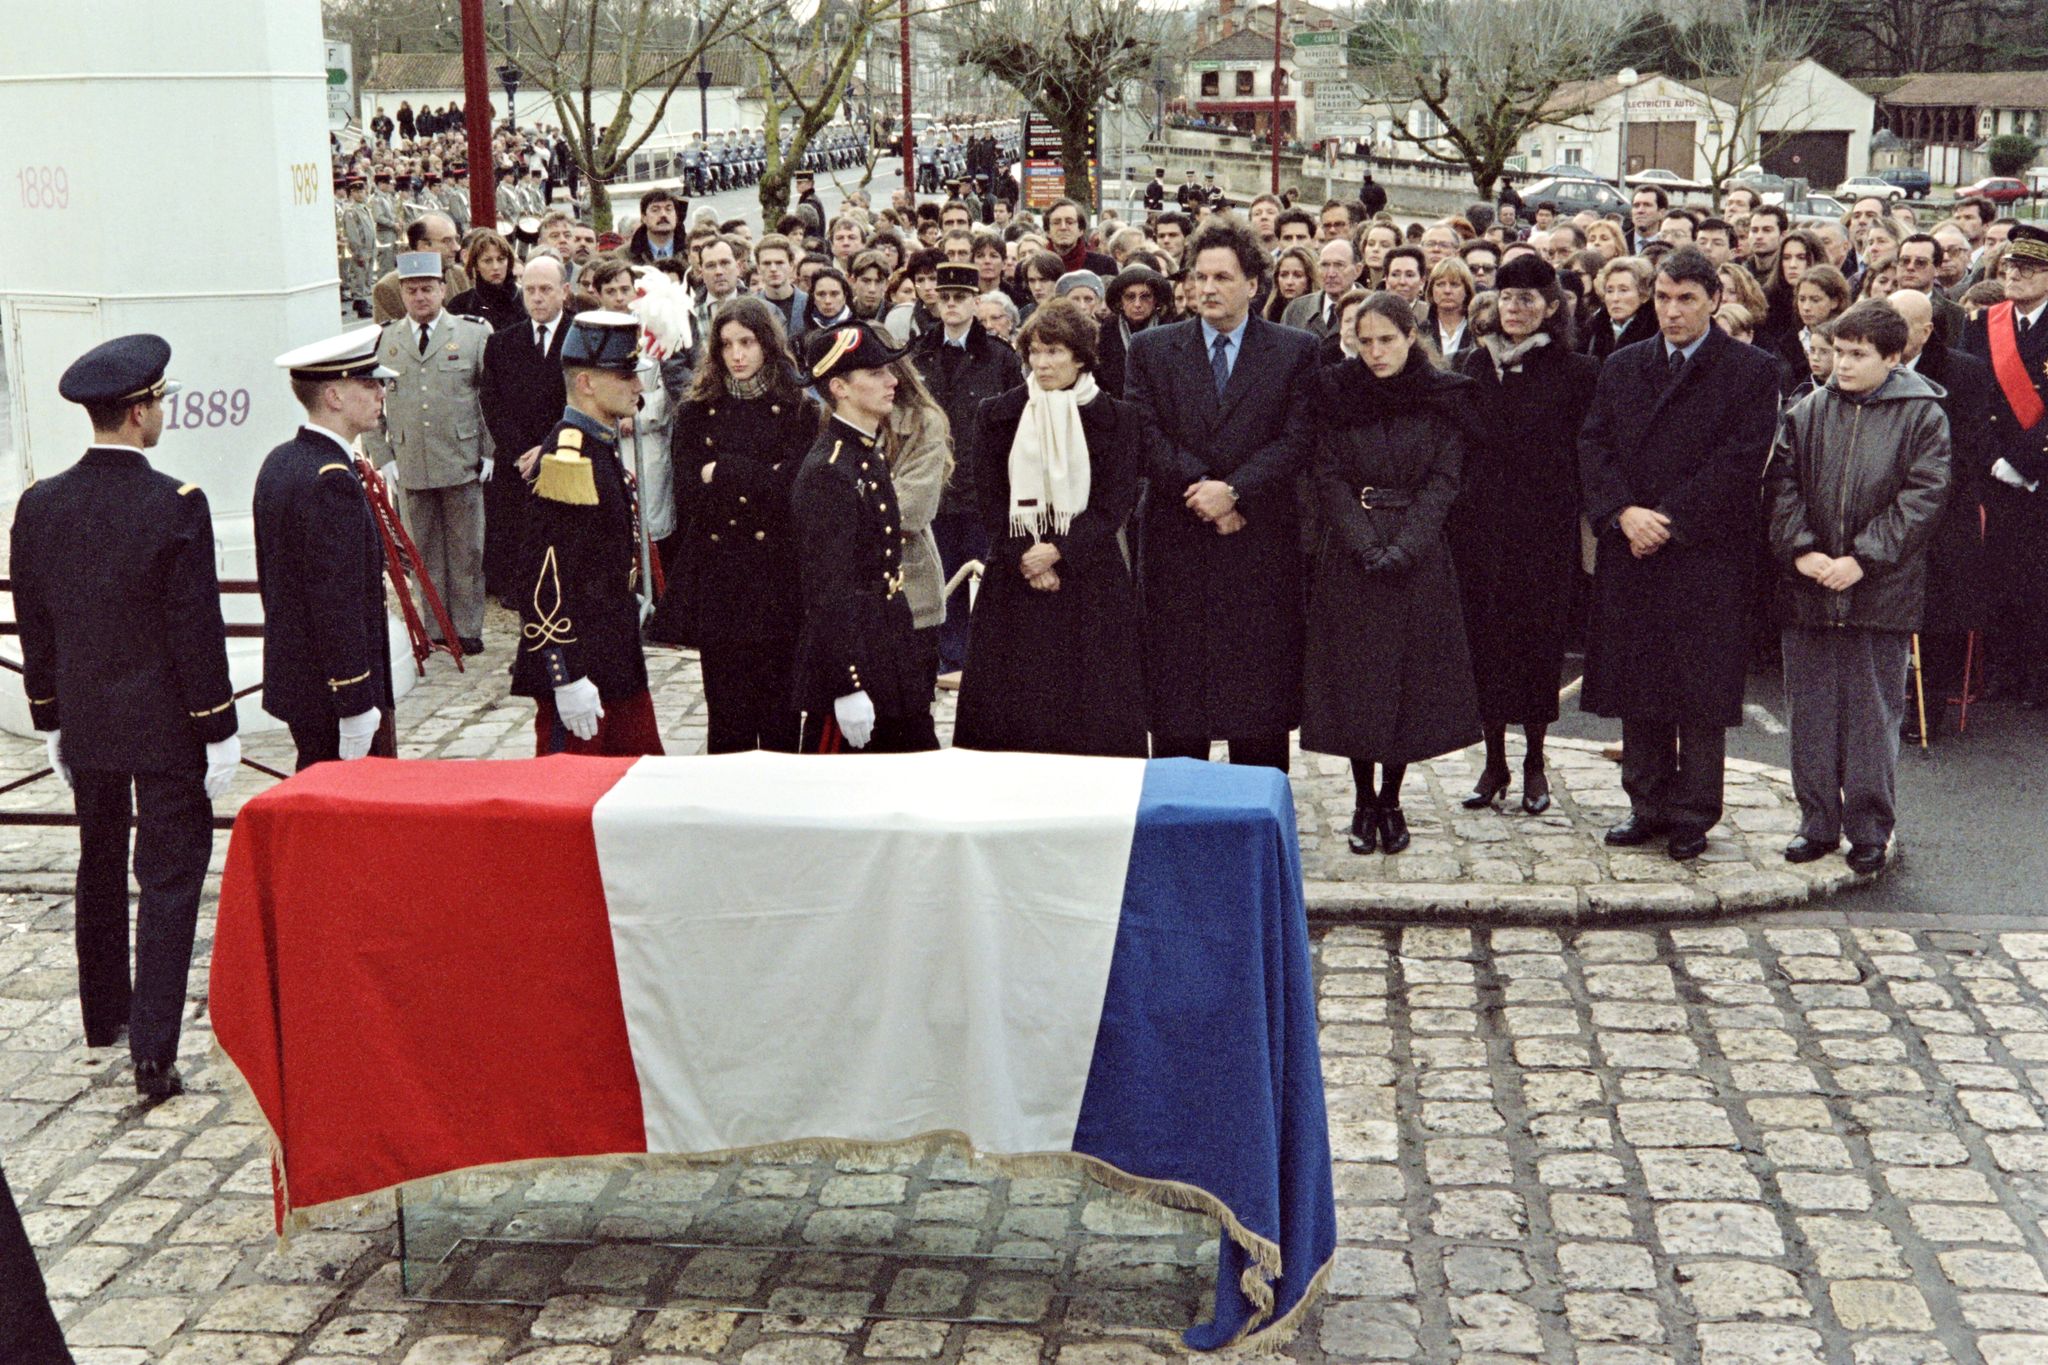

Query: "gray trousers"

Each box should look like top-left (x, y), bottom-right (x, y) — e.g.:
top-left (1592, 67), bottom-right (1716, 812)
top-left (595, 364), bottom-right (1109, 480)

top-left (400, 482), bottom-right (485, 639)
top-left (1782, 626), bottom-right (1912, 848)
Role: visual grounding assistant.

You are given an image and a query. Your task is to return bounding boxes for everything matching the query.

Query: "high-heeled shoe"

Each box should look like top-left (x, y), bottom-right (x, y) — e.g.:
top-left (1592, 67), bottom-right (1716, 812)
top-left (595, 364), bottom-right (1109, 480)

top-left (1377, 806), bottom-right (1410, 854)
top-left (1521, 764), bottom-right (1552, 815)
top-left (1462, 764), bottom-right (1511, 809)
top-left (1348, 802), bottom-right (1379, 855)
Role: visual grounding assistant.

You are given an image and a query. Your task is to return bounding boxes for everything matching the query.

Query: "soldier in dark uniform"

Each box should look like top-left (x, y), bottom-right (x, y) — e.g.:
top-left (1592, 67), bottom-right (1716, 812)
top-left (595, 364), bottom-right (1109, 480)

top-left (792, 322), bottom-right (938, 753)
top-left (1144, 168), bottom-right (1167, 217)
top-left (511, 312), bottom-right (665, 756)
top-left (1958, 223), bottom-right (2048, 706)
top-left (256, 327), bottom-right (400, 770)
top-left (0, 1157), bottom-right (69, 1363)
top-left (10, 335), bottom-right (239, 1102)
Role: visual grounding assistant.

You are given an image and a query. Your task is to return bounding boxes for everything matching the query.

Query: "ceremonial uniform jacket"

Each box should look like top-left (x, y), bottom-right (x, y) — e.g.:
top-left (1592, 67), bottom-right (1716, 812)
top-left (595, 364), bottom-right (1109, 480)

top-left (511, 410), bottom-right (650, 704)
top-left (790, 414), bottom-right (928, 717)
top-left (369, 190), bottom-right (401, 248)
top-left (1960, 302), bottom-right (2048, 487)
top-left (341, 201), bottom-right (377, 271)
top-left (495, 183), bottom-right (521, 226)
top-left (252, 427), bottom-right (394, 728)
top-left (9, 448), bottom-right (237, 774)
top-left (439, 185), bottom-right (471, 236)
top-left (363, 311), bottom-right (492, 488)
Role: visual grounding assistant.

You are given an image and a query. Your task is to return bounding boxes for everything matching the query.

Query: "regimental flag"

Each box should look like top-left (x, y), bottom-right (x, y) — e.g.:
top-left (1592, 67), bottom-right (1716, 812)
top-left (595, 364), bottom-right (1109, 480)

top-left (212, 751), bottom-right (1334, 1349)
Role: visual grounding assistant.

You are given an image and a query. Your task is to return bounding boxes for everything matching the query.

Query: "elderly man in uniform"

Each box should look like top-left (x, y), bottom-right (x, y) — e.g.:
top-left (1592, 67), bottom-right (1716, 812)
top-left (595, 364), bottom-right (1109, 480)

top-left (792, 323), bottom-right (938, 753)
top-left (256, 327), bottom-right (399, 770)
top-left (10, 336), bottom-right (240, 1102)
top-left (511, 312), bottom-right (664, 756)
top-left (372, 213), bottom-right (471, 325)
top-left (339, 174), bottom-right (377, 319)
top-left (1958, 223), bottom-right (2048, 707)
top-left (365, 251), bottom-right (493, 654)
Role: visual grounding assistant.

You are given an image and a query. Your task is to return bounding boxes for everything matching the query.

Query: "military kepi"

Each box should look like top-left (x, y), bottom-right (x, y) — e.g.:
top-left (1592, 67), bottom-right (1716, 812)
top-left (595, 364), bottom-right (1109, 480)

top-left (58, 334), bottom-right (181, 406)
top-left (560, 310), bottom-right (642, 371)
top-left (934, 262), bottom-right (979, 294)
top-left (274, 325), bottom-right (397, 382)
top-left (804, 321), bottom-right (905, 388)
top-left (395, 251), bottom-right (444, 280)
top-left (2008, 223), bottom-right (2048, 265)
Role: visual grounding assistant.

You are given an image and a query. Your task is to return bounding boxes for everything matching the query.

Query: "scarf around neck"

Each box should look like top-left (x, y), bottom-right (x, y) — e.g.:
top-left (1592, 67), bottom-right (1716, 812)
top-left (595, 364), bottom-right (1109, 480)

top-left (1482, 331), bottom-right (1551, 372)
top-left (1008, 371), bottom-right (1100, 538)
top-left (724, 370), bottom-right (772, 401)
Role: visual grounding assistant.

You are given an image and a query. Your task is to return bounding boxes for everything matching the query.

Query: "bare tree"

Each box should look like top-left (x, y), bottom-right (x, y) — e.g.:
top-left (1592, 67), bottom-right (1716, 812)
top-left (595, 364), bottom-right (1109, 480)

top-left (1682, 5), bottom-right (1828, 207)
top-left (1350, 0), bottom-right (1636, 197)
top-left (500, 0), bottom-right (768, 229)
top-left (744, 0), bottom-right (898, 223)
top-left (956, 0), bottom-right (1161, 207)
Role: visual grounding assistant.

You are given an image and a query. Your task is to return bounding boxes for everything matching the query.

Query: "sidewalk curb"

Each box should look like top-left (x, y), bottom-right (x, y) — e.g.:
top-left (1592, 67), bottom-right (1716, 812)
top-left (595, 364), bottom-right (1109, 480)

top-left (1304, 859), bottom-right (1871, 927)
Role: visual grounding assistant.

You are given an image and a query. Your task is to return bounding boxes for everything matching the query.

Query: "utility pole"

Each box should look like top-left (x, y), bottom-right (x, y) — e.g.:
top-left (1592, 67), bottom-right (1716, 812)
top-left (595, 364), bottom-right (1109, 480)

top-left (900, 0), bottom-right (915, 198)
top-left (1270, 0), bottom-right (1284, 193)
top-left (458, 0), bottom-right (494, 231)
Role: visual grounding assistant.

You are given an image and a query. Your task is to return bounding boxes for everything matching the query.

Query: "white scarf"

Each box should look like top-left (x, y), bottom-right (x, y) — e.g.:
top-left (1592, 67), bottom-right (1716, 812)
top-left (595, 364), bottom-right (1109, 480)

top-left (1008, 371), bottom-right (1098, 538)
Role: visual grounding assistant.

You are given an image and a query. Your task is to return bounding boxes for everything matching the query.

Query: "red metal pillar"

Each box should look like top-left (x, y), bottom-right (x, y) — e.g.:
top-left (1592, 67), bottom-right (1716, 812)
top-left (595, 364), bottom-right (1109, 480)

top-left (1270, 2), bottom-right (1283, 193)
top-left (459, 0), bottom-right (495, 230)
top-left (900, 0), bottom-right (916, 199)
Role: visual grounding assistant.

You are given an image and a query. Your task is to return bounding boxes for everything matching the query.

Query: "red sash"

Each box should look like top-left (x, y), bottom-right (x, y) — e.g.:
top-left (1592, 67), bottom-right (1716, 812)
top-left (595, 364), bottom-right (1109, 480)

top-left (1987, 300), bottom-right (2046, 431)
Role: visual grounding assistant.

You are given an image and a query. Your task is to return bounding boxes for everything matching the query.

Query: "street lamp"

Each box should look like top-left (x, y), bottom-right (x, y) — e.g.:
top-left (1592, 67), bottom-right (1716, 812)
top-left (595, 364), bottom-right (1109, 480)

top-left (497, 63), bottom-right (521, 131)
top-left (697, 56), bottom-right (712, 141)
top-left (1615, 66), bottom-right (1639, 191)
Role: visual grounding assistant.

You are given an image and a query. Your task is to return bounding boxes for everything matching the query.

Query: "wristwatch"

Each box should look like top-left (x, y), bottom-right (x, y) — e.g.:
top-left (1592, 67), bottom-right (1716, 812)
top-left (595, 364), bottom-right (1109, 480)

top-left (1224, 483), bottom-right (1240, 504)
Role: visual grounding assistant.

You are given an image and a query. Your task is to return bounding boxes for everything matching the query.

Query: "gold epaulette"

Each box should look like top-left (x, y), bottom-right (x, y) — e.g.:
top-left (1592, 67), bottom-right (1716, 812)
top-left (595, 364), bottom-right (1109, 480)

top-left (535, 452), bottom-right (598, 506)
top-left (177, 482), bottom-right (199, 496)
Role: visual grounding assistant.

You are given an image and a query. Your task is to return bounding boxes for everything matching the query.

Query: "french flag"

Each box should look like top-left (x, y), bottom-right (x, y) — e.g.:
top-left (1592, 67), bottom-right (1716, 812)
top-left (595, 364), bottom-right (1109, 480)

top-left (211, 751), bottom-right (1335, 1349)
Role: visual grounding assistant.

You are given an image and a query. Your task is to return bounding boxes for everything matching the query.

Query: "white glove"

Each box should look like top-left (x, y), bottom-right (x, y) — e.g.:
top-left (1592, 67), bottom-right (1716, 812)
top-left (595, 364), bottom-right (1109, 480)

top-left (41, 731), bottom-right (71, 789)
top-left (834, 690), bottom-right (876, 750)
top-left (337, 707), bottom-right (381, 761)
top-left (204, 736), bottom-right (241, 801)
top-left (380, 461), bottom-right (400, 490)
top-left (553, 677), bottom-right (605, 742)
top-left (479, 456), bottom-right (495, 483)
top-left (1991, 458), bottom-right (2041, 493)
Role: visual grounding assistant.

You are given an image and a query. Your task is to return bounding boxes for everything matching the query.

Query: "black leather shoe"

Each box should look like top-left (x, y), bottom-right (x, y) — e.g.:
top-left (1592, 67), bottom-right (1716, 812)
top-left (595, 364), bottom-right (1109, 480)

top-left (1667, 830), bottom-right (1709, 861)
top-left (1605, 814), bottom-right (1665, 846)
top-left (458, 637), bottom-right (485, 654)
top-left (1521, 765), bottom-right (1551, 815)
top-left (1846, 843), bottom-right (1888, 875)
top-left (1462, 765), bottom-right (1511, 809)
top-left (134, 1060), bottom-right (184, 1102)
top-left (1348, 804), bottom-right (1378, 856)
top-left (1377, 806), bottom-right (1411, 854)
top-left (1783, 835), bottom-right (1838, 864)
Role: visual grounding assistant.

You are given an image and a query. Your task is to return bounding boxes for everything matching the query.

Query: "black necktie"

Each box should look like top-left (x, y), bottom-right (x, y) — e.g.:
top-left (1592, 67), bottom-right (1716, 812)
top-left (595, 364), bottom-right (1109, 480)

top-left (1667, 348), bottom-right (1685, 383)
top-left (535, 323), bottom-right (549, 355)
top-left (418, 323), bottom-right (431, 356)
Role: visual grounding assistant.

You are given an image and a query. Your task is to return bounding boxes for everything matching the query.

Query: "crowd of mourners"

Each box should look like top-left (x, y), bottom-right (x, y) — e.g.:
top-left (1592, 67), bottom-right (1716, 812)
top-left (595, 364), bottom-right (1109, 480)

top-left (329, 129), bottom-right (2048, 876)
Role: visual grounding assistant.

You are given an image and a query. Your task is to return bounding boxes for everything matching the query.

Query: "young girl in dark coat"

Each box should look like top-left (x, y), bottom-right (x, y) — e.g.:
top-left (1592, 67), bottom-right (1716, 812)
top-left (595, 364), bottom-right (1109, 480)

top-left (1301, 293), bottom-right (1486, 854)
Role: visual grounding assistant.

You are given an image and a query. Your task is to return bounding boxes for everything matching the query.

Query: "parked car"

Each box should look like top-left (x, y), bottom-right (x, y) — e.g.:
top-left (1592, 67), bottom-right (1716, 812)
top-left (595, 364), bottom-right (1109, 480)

top-left (1878, 166), bottom-right (1931, 198)
top-left (1957, 176), bottom-right (2033, 205)
top-left (1519, 175), bottom-right (1629, 216)
top-left (1836, 176), bottom-right (1906, 203)
top-left (1628, 167), bottom-right (1706, 190)
top-left (1532, 163), bottom-right (1596, 179)
top-left (1782, 193), bottom-right (1849, 222)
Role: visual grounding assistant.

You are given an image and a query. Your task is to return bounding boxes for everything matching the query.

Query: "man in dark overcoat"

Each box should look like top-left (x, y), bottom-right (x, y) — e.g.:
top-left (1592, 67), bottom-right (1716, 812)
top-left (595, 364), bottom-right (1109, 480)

top-left (1578, 247), bottom-right (1781, 860)
top-left (1125, 215), bottom-right (1320, 771)
top-left (1892, 290), bottom-right (1993, 718)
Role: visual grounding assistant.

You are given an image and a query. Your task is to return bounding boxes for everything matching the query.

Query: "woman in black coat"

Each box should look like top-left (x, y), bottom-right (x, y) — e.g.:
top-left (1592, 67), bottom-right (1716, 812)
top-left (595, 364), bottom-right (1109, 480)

top-left (1302, 293), bottom-right (1485, 855)
top-left (655, 297), bottom-right (819, 750)
top-left (955, 298), bottom-right (1147, 757)
top-left (1456, 254), bottom-right (1601, 812)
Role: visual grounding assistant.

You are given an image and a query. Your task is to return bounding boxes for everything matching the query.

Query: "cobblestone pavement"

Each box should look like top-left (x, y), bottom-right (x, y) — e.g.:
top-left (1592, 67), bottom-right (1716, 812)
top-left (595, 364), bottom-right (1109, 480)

top-left (7, 606), bottom-right (2005, 1364)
